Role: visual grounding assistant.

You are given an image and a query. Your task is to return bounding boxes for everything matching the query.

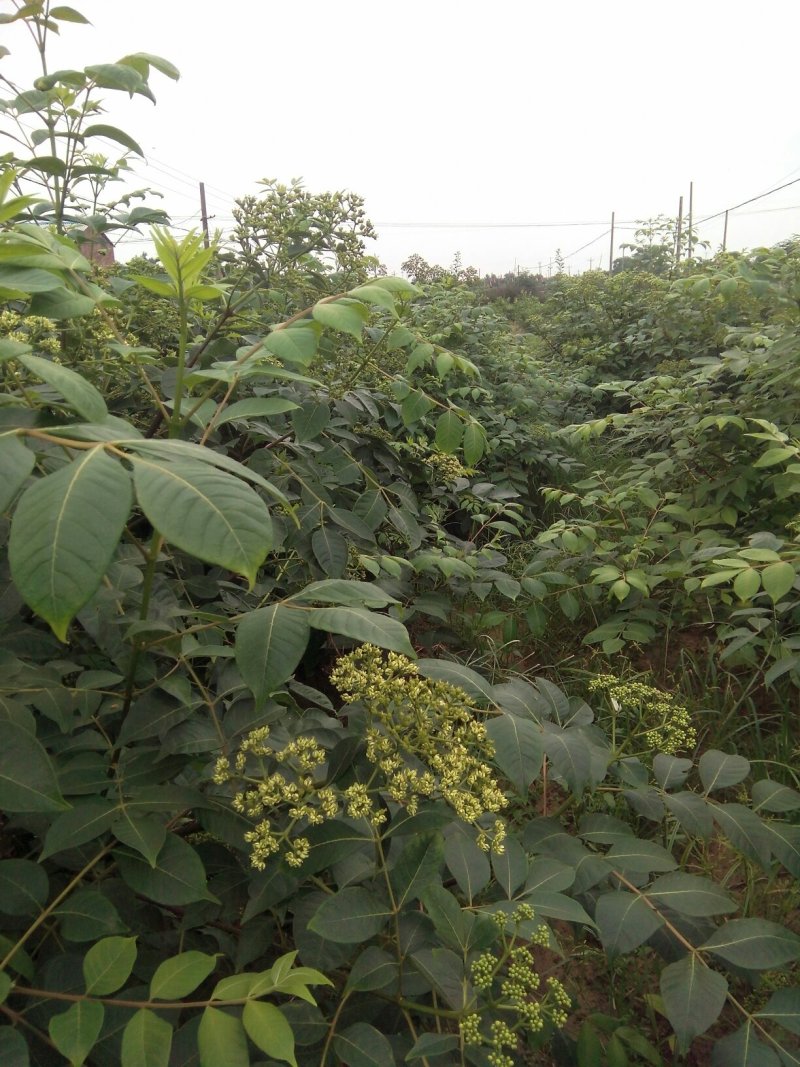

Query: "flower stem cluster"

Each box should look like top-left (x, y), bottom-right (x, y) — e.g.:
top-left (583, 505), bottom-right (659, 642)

top-left (588, 673), bottom-right (696, 755)
top-left (459, 905), bottom-right (571, 1060)
top-left (330, 644), bottom-right (506, 849)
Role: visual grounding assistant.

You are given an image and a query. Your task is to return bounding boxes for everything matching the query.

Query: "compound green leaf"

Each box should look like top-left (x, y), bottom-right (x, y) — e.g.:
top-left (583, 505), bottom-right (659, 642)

top-left (605, 839), bottom-right (677, 874)
top-left (82, 123), bottom-right (143, 155)
top-left (406, 1033), bottom-right (460, 1061)
top-left (443, 830), bottom-right (491, 901)
top-left (434, 410), bottom-right (463, 453)
top-left (345, 947), bottom-right (398, 993)
top-left (462, 421), bottom-right (486, 464)
top-left (49, 1000), bottom-right (104, 1066)
top-left (242, 1002), bottom-right (296, 1066)
top-left (9, 449), bottom-right (132, 640)
top-left (0, 859), bottom-right (48, 916)
top-left (307, 606), bottom-right (414, 656)
top-left (289, 579), bottom-right (397, 608)
top-left (0, 721), bottom-right (68, 812)
top-left (291, 400), bottom-right (330, 442)
top-left (235, 605), bottom-right (310, 704)
top-left (132, 457), bottom-right (271, 587)
top-left (211, 397), bottom-right (300, 427)
top-left (198, 1007), bottom-right (249, 1067)
top-left (121, 1009), bottom-right (172, 1067)
top-left (312, 526), bottom-right (347, 577)
top-left (0, 1027), bottom-right (28, 1065)
top-left (28, 287), bottom-right (96, 319)
top-left (150, 951), bottom-right (218, 1000)
top-left (83, 936), bottom-right (137, 995)
top-left (389, 833), bottom-right (444, 908)
top-left (263, 323), bottom-right (320, 366)
top-left (660, 954), bottom-right (727, 1051)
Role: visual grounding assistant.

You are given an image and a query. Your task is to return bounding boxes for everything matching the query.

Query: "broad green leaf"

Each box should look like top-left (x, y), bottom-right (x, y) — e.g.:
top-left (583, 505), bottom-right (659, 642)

top-left (198, 1007), bottom-right (249, 1067)
top-left (41, 800), bottom-right (117, 858)
top-left (711, 1024), bottom-right (781, 1067)
top-left (289, 579), bottom-right (397, 608)
top-left (83, 123), bottom-right (143, 155)
top-left (660, 954), bottom-right (727, 1051)
top-left (753, 447), bottom-right (797, 467)
top-left (116, 835), bottom-right (216, 906)
top-left (0, 721), bottom-right (68, 812)
top-left (0, 859), bottom-right (48, 916)
top-left (406, 1033), bottom-right (460, 1060)
top-left (763, 821), bottom-right (800, 878)
top-left (595, 891), bottom-right (663, 958)
top-left (417, 659), bottom-right (494, 703)
top-left (0, 973), bottom-right (9, 1004)
top-left (264, 323), bottom-right (320, 365)
top-left (421, 884), bottom-right (476, 953)
top-left (733, 567), bottom-right (761, 600)
top-left (492, 834), bottom-right (528, 898)
top-left (121, 1009), bottom-right (172, 1067)
top-left (9, 449), bottom-right (132, 640)
top-left (761, 561), bottom-right (796, 602)
top-left (119, 52), bottom-right (181, 80)
top-left (0, 1028), bottom-right (28, 1065)
top-left (463, 421), bottom-right (486, 464)
top-left (401, 389), bottom-right (434, 426)
top-left (83, 935), bottom-right (137, 995)
top-left (50, 6), bottom-right (91, 23)
top-left (663, 791), bottom-right (713, 837)
top-left (210, 397), bottom-right (300, 428)
top-left (28, 287), bottom-right (97, 319)
top-left (345, 947), bottom-right (398, 992)
top-left (487, 712), bottom-right (543, 794)
top-left (701, 919), bottom-right (800, 969)
top-left (49, 1000), bottom-right (104, 1066)
top-left (312, 526), bottom-right (347, 577)
top-left (235, 605), bottom-right (310, 704)
top-left (541, 729), bottom-right (593, 794)
top-left (307, 887), bottom-right (391, 943)
top-left (389, 833), bottom-right (444, 908)
top-left (434, 409), bottom-right (463, 453)
top-left (242, 1002), bottom-right (296, 1066)
top-left (291, 400), bottom-right (330, 442)
top-left (348, 283), bottom-right (398, 313)
top-left (444, 830), bottom-right (491, 901)
top-left (312, 298), bottom-right (369, 339)
top-left (132, 457), bottom-right (271, 587)
top-left (408, 947), bottom-right (468, 1010)
top-left (605, 839), bottom-right (677, 874)
top-left (756, 987), bottom-right (800, 1035)
top-left (111, 814), bottom-right (167, 867)
top-left (150, 951), bottom-right (218, 1000)
top-left (653, 754), bottom-right (692, 791)
top-left (752, 779), bottom-right (800, 813)
top-left (0, 436), bottom-right (35, 513)
top-left (307, 606), bottom-right (414, 656)
top-left (698, 749), bottom-right (751, 793)
top-left (0, 265), bottom-right (64, 292)
top-left (56, 888), bottom-right (126, 941)
top-left (353, 489), bottom-right (388, 530)
top-left (712, 803), bottom-right (772, 868)
top-left (334, 1022), bottom-right (396, 1067)
top-left (646, 872), bottom-right (737, 916)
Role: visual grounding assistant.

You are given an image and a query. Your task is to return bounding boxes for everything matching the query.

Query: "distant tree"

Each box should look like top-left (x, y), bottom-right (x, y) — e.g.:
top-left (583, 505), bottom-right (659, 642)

top-left (613, 214), bottom-right (709, 276)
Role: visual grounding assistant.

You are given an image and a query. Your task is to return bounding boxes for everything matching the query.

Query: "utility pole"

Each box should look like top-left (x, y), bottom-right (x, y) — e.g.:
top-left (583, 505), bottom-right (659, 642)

top-left (608, 210), bottom-right (615, 275)
top-left (687, 181), bottom-right (694, 261)
top-left (675, 195), bottom-right (684, 269)
top-left (199, 182), bottom-right (210, 249)
top-left (722, 209), bottom-right (729, 252)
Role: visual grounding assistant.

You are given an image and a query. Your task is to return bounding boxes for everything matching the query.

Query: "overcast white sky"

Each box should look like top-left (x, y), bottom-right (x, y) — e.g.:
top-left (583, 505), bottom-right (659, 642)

top-left (4, 0), bottom-right (800, 273)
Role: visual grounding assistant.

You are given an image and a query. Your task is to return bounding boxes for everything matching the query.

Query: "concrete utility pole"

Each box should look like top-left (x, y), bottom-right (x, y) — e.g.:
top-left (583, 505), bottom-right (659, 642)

top-left (722, 210), bottom-right (729, 252)
top-left (675, 195), bottom-right (684, 268)
top-left (687, 182), bottom-right (694, 261)
top-left (199, 182), bottom-right (210, 249)
top-left (608, 211), bottom-right (615, 275)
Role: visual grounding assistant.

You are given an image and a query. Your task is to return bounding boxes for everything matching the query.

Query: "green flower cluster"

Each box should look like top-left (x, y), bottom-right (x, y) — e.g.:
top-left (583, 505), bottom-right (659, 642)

top-left (0, 310), bottom-right (62, 356)
top-left (588, 674), bottom-right (697, 755)
top-left (460, 905), bottom-right (570, 1062)
top-left (331, 644), bottom-right (506, 850)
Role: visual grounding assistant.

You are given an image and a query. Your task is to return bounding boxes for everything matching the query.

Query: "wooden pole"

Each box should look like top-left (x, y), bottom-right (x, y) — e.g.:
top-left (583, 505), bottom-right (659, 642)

top-left (608, 211), bottom-right (615, 274)
top-left (687, 182), bottom-right (694, 261)
top-left (199, 182), bottom-right (210, 249)
top-left (722, 209), bottom-right (729, 252)
top-left (675, 195), bottom-right (684, 269)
